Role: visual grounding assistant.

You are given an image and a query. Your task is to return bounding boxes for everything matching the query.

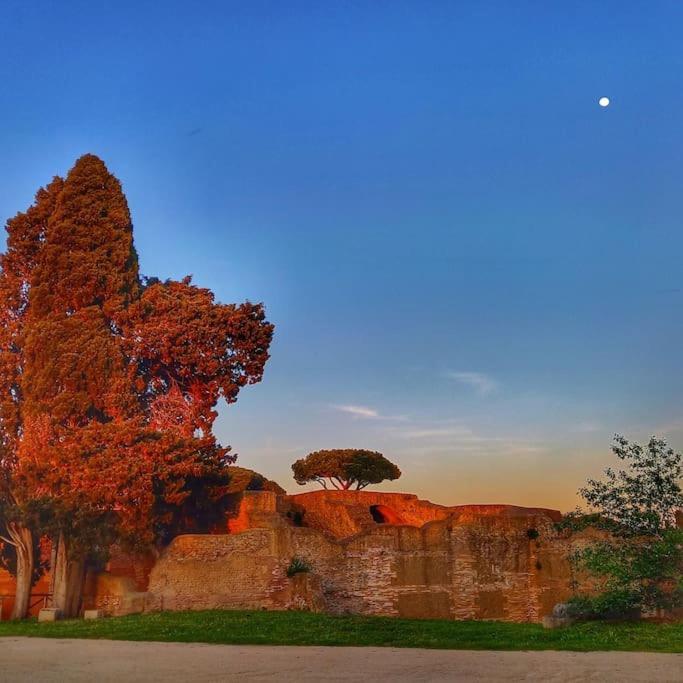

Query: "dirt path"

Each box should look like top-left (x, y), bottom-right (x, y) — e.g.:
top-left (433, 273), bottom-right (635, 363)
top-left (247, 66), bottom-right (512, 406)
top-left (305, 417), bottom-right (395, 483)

top-left (0, 638), bottom-right (680, 682)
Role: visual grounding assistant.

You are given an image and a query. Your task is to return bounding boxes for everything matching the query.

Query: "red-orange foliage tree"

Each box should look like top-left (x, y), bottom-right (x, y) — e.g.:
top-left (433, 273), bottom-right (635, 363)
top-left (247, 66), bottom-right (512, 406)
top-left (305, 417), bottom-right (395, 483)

top-left (0, 177), bottom-right (63, 618)
top-left (0, 155), bottom-right (273, 618)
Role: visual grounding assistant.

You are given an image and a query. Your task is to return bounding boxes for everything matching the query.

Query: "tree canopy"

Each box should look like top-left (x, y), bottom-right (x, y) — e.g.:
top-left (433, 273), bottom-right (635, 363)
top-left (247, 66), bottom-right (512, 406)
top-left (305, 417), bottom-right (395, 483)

top-left (579, 435), bottom-right (682, 537)
top-left (0, 154), bottom-right (274, 617)
top-left (292, 449), bottom-right (401, 490)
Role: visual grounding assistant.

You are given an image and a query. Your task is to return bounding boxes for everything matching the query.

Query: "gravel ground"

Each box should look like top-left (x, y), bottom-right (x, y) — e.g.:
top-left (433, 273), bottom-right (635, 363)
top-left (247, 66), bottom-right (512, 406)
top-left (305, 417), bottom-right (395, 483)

top-left (1, 638), bottom-right (681, 682)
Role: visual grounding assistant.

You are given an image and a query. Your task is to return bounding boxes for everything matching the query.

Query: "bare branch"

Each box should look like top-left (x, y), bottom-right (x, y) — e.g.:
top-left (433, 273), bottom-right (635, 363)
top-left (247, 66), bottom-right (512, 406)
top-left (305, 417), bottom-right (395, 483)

top-left (0, 533), bottom-right (17, 547)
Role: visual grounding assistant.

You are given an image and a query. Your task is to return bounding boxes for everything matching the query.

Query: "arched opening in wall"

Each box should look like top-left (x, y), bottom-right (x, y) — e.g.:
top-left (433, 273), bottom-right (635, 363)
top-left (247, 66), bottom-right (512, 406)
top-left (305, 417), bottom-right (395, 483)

top-left (369, 505), bottom-right (406, 525)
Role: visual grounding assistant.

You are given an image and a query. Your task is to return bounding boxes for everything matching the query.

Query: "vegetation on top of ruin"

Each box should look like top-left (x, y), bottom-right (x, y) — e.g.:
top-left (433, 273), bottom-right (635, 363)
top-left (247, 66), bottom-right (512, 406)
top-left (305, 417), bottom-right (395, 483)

top-left (225, 467), bottom-right (285, 495)
top-left (286, 556), bottom-right (312, 577)
top-left (292, 449), bottom-right (401, 490)
top-left (0, 609), bottom-right (680, 652)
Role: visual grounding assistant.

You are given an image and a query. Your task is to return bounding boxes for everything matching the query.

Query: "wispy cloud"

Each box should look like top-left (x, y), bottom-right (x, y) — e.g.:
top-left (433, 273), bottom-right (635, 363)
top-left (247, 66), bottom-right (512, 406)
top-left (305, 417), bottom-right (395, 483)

top-left (386, 419), bottom-right (542, 457)
top-left (333, 404), bottom-right (407, 421)
top-left (446, 371), bottom-right (498, 396)
top-left (334, 404), bottom-right (379, 419)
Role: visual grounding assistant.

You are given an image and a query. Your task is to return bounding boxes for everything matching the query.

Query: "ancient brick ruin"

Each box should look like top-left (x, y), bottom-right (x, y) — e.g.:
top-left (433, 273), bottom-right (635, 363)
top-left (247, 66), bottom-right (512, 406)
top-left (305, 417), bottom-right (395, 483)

top-left (0, 489), bottom-right (603, 623)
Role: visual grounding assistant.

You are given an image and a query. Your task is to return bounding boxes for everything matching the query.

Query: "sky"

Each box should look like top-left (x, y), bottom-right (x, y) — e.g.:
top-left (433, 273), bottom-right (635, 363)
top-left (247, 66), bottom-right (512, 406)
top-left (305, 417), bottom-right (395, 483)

top-left (2, 2), bottom-right (683, 511)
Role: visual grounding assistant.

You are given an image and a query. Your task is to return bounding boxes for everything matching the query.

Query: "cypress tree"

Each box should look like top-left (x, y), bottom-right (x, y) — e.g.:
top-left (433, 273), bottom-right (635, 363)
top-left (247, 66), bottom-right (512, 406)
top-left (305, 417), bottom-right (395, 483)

top-left (21, 155), bottom-right (141, 615)
top-left (1, 155), bottom-right (274, 619)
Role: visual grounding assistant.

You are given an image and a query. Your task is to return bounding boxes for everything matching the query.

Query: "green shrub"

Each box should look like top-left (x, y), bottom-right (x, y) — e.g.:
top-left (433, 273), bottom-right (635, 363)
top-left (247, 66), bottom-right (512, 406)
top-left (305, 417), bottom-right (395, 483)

top-left (567, 436), bottom-right (683, 619)
top-left (567, 590), bottom-right (642, 620)
top-left (286, 556), bottom-right (312, 577)
top-left (570, 528), bottom-right (683, 616)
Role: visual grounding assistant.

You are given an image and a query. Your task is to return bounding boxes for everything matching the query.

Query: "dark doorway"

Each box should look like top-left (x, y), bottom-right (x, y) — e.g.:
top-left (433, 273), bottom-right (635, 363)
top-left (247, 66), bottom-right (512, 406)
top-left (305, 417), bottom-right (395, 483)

top-left (369, 504), bottom-right (405, 525)
top-left (370, 505), bottom-right (386, 523)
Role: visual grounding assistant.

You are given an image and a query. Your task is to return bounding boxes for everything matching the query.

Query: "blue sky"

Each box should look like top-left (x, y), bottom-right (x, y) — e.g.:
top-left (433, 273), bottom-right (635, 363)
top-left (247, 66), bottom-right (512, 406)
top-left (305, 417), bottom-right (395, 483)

top-left (2, 2), bottom-right (683, 509)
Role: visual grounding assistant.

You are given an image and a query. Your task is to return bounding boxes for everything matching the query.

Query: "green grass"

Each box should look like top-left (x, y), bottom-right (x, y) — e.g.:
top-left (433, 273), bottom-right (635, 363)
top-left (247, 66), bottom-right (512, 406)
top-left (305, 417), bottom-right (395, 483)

top-left (1, 610), bottom-right (681, 652)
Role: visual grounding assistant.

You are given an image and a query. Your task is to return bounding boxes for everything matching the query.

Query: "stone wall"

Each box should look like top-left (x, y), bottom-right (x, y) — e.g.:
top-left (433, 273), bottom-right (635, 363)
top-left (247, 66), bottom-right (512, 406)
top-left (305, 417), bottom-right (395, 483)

top-left (2, 490), bottom-right (600, 623)
top-left (135, 493), bottom-right (591, 622)
top-left (82, 548), bottom-right (157, 617)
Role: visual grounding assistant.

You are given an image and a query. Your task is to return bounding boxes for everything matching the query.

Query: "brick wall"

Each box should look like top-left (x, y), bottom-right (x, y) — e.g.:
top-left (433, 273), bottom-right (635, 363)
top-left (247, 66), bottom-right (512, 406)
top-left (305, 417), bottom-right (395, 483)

top-left (4, 491), bottom-right (599, 623)
top-left (137, 497), bottom-right (593, 622)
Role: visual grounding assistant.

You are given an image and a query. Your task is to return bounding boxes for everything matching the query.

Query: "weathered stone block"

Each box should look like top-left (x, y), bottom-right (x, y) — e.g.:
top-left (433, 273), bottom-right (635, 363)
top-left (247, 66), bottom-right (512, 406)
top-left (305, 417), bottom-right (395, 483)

top-left (397, 591), bottom-right (452, 619)
top-left (476, 589), bottom-right (506, 619)
top-left (38, 608), bottom-right (61, 622)
top-left (552, 602), bottom-right (571, 618)
top-left (394, 556), bottom-right (427, 585)
top-left (394, 555), bottom-right (449, 586)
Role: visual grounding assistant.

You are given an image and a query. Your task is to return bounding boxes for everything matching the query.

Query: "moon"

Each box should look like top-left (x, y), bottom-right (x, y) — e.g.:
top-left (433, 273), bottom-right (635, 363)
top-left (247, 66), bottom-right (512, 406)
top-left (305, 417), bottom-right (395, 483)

top-left (599, 96), bottom-right (610, 107)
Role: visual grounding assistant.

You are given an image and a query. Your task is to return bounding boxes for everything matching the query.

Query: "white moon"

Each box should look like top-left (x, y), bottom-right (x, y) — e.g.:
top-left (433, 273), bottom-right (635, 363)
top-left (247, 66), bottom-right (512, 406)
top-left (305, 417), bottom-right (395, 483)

top-left (599, 96), bottom-right (610, 107)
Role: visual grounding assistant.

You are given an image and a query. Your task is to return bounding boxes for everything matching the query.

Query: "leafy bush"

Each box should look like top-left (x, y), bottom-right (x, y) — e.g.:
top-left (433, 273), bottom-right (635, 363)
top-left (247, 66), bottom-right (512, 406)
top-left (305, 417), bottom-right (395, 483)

top-left (567, 590), bottom-right (642, 620)
top-left (571, 530), bottom-right (682, 616)
top-left (286, 556), bottom-right (312, 577)
top-left (568, 436), bottom-right (683, 618)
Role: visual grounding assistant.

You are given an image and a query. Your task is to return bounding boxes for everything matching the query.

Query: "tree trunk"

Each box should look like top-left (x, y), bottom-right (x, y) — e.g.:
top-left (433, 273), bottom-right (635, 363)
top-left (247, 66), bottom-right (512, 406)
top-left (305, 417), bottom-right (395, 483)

top-left (52, 532), bottom-right (68, 613)
top-left (7, 523), bottom-right (34, 620)
top-left (52, 532), bottom-right (86, 618)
